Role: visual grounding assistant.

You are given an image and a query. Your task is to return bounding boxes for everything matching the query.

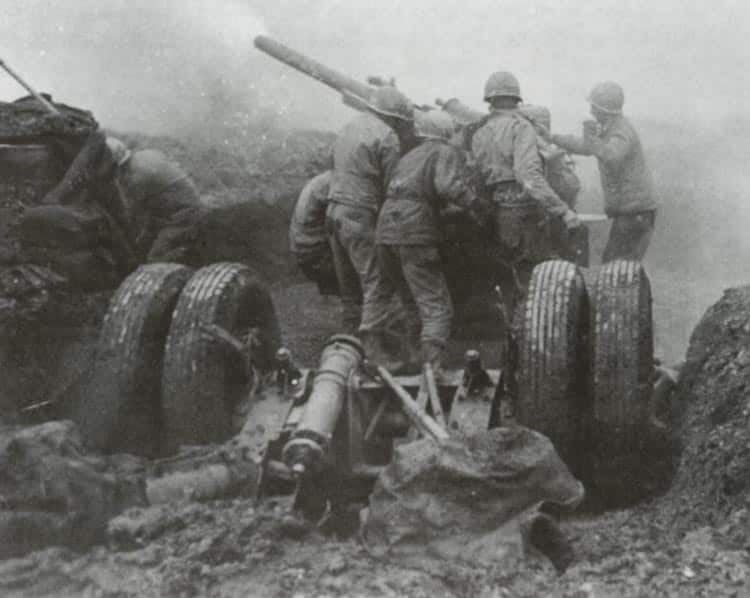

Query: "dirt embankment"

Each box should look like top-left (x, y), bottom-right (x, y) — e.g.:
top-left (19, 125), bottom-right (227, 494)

top-left (658, 285), bottom-right (750, 543)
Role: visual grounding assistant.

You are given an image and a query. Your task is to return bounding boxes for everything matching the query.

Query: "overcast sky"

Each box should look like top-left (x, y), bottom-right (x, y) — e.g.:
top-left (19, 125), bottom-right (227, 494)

top-left (2, 0), bottom-right (748, 134)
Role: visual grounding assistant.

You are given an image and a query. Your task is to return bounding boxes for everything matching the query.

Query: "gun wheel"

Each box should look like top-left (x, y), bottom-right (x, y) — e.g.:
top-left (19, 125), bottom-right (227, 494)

top-left (161, 262), bottom-right (281, 452)
top-left (589, 259), bottom-right (653, 453)
top-left (73, 263), bottom-right (192, 456)
top-left (517, 259), bottom-right (589, 462)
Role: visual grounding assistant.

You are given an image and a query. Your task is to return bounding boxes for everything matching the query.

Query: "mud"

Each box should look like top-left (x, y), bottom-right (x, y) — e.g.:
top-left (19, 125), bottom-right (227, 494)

top-left (3, 278), bottom-right (749, 597)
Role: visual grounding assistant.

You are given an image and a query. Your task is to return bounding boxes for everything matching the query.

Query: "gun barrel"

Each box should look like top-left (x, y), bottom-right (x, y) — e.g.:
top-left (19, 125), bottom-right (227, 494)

top-left (254, 36), bottom-right (374, 103)
top-left (436, 97), bottom-right (484, 126)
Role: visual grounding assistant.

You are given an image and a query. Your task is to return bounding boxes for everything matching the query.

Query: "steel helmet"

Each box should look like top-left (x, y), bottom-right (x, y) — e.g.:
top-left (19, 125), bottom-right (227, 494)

top-left (483, 71), bottom-right (522, 102)
top-left (518, 105), bottom-right (551, 131)
top-left (587, 81), bottom-right (624, 114)
top-left (414, 110), bottom-right (455, 140)
top-left (106, 136), bottom-right (132, 166)
top-left (366, 86), bottom-right (414, 121)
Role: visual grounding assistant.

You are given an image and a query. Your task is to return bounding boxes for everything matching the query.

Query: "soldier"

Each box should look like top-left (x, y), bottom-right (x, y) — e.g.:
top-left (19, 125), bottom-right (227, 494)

top-left (519, 105), bottom-right (583, 262)
top-left (550, 82), bottom-right (657, 263)
top-left (518, 105), bottom-right (581, 210)
top-left (288, 170), bottom-right (338, 295)
top-left (471, 72), bottom-right (580, 319)
top-left (325, 86), bottom-right (414, 334)
top-left (104, 137), bottom-right (203, 263)
top-left (362, 110), bottom-right (478, 370)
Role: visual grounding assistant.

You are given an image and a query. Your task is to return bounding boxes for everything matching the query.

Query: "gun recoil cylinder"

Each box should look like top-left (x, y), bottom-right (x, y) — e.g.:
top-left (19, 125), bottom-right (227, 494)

top-left (281, 335), bottom-right (364, 477)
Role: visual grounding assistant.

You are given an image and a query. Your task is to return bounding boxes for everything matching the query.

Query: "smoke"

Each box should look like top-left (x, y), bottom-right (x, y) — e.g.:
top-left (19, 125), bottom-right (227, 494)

top-left (2, 0), bottom-right (269, 135)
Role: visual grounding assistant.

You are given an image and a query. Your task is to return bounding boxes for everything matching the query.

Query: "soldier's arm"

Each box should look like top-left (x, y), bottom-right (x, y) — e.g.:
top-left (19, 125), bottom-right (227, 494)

top-left (514, 125), bottom-right (569, 217)
top-left (586, 128), bottom-right (632, 163)
top-left (550, 134), bottom-right (593, 156)
top-left (42, 129), bottom-right (109, 205)
top-left (375, 131), bottom-right (401, 205)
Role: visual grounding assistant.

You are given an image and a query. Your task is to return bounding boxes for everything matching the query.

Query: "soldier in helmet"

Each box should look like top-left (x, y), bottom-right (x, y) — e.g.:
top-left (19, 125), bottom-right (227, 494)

top-left (517, 105), bottom-right (581, 210)
top-left (326, 86), bottom-right (414, 334)
top-left (518, 105), bottom-right (583, 261)
top-left (551, 81), bottom-right (656, 263)
top-left (471, 72), bottom-right (580, 319)
top-left (38, 131), bottom-right (202, 269)
top-left (103, 137), bottom-right (203, 263)
top-left (361, 110), bottom-right (478, 370)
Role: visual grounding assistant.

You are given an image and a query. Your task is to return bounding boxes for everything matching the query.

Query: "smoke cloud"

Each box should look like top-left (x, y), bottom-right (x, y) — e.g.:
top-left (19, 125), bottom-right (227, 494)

top-left (2, 0), bottom-right (268, 134)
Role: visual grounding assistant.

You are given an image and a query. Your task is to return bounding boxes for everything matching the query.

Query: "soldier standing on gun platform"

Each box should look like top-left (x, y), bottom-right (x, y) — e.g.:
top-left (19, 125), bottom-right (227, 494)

top-left (550, 82), bottom-right (657, 263)
top-left (325, 86), bottom-right (414, 335)
top-left (471, 71), bottom-right (580, 320)
top-left (362, 110), bottom-right (478, 371)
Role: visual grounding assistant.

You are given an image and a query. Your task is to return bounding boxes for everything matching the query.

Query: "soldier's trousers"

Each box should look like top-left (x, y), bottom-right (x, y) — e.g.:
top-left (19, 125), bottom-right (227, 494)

top-left (602, 210), bottom-right (655, 263)
top-left (325, 203), bottom-right (372, 334)
top-left (362, 244), bottom-right (453, 349)
top-left (493, 204), bottom-right (557, 328)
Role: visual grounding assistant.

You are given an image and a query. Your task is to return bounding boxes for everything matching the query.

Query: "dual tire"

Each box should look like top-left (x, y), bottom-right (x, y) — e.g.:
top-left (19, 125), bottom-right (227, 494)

top-left (516, 259), bottom-right (653, 470)
top-left (78, 262), bottom-right (280, 456)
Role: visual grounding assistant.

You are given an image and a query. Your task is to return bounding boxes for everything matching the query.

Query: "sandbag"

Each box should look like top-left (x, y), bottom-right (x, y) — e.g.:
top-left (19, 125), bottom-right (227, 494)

top-left (0, 95), bottom-right (97, 143)
top-left (361, 426), bottom-right (583, 566)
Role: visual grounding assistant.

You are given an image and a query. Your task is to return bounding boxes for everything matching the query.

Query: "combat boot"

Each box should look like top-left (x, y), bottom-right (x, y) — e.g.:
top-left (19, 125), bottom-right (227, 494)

top-left (393, 332), bottom-right (421, 376)
top-left (361, 330), bottom-right (405, 372)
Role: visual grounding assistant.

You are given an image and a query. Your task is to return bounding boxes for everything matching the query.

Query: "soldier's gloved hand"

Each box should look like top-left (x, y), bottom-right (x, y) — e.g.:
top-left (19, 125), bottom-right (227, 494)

top-left (562, 209), bottom-right (581, 230)
top-left (582, 119), bottom-right (599, 140)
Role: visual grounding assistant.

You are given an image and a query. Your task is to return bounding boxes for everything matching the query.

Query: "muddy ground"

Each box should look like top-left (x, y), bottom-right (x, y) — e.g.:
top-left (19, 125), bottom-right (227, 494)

top-left (4, 118), bottom-right (750, 596)
top-left (2, 282), bottom-right (749, 598)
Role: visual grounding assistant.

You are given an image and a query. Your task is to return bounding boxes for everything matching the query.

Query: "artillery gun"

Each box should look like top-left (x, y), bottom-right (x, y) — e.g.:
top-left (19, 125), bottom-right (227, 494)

top-left (51, 40), bottom-right (664, 513)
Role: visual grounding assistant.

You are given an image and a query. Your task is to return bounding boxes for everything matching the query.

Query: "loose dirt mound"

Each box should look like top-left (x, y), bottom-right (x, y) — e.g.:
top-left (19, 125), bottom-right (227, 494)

top-left (660, 285), bottom-right (750, 542)
top-left (0, 421), bottom-right (145, 559)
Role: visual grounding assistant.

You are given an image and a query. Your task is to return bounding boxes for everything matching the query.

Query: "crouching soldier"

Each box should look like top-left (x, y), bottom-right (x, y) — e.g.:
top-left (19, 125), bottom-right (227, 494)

top-left (104, 137), bottom-right (204, 264)
top-left (361, 110), bottom-right (477, 371)
top-left (289, 170), bottom-right (339, 295)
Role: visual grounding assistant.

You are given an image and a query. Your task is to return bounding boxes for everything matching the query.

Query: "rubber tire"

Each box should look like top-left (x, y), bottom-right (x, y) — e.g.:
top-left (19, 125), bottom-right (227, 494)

top-left (589, 259), bottom-right (653, 453)
top-left (517, 259), bottom-right (588, 460)
top-left (161, 262), bottom-right (281, 451)
top-left (74, 263), bottom-right (192, 456)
